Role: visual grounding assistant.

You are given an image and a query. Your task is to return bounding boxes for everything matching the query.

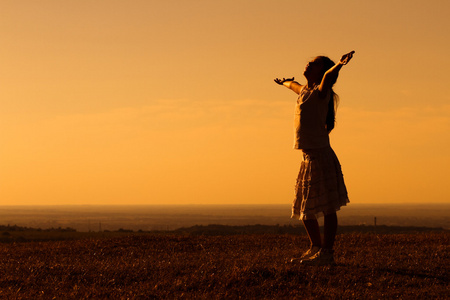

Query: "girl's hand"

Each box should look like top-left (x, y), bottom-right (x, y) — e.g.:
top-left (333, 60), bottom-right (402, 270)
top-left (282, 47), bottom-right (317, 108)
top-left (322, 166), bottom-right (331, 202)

top-left (274, 77), bottom-right (295, 85)
top-left (339, 51), bottom-right (355, 65)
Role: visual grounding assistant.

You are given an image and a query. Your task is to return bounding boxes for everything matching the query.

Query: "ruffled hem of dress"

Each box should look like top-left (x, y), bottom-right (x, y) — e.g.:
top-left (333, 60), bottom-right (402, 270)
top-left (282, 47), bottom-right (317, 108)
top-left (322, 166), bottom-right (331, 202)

top-left (291, 198), bottom-right (349, 220)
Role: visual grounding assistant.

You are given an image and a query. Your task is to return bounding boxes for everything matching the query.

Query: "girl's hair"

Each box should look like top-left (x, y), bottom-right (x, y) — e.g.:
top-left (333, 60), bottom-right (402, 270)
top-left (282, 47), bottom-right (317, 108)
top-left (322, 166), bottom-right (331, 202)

top-left (317, 56), bottom-right (339, 133)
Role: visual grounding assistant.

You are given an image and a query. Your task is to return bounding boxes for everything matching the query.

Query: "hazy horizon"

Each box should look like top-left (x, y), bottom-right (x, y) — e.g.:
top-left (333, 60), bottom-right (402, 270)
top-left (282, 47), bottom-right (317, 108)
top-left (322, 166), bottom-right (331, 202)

top-left (1, 202), bottom-right (448, 206)
top-left (0, 203), bottom-right (448, 232)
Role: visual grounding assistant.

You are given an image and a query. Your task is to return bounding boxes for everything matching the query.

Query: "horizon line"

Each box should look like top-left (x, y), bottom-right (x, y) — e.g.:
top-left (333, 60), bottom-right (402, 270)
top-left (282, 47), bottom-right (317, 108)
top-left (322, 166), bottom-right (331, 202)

top-left (0, 203), bottom-right (448, 207)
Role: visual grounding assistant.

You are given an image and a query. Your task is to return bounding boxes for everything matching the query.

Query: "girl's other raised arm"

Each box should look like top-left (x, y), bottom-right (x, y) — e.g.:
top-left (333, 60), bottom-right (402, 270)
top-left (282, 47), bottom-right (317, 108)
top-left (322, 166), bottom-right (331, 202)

top-left (319, 51), bottom-right (355, 93)
top-left (274, 77), bottom-right (303, 95)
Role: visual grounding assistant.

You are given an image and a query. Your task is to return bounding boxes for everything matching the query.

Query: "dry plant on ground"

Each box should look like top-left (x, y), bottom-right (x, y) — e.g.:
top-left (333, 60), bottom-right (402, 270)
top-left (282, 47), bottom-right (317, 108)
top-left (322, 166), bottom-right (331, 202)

top-left (0, 232), bottom-right (448, 299)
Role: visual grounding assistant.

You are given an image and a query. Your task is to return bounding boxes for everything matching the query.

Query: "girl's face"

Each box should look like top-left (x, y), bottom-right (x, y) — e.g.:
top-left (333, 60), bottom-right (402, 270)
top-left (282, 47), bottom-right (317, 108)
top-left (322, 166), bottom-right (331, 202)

top-left (303, 57), bottom-right (324, 81)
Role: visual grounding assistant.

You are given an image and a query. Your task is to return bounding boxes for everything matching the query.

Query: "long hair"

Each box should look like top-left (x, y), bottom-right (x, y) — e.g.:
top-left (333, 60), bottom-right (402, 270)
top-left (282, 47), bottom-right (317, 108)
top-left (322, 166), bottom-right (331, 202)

top-left (317, 56), bottom-right (339, 133)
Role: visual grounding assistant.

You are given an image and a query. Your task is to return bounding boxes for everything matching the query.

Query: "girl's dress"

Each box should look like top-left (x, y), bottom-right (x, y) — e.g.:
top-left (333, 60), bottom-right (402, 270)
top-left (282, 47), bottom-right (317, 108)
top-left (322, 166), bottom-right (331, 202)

top-left (291, 86), bottom-right (349, 220)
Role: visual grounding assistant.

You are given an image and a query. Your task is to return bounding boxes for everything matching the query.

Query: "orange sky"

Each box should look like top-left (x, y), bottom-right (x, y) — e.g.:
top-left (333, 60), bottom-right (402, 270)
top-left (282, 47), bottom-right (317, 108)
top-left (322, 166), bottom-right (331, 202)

top-left (1, 0), bottom-right (450, 205)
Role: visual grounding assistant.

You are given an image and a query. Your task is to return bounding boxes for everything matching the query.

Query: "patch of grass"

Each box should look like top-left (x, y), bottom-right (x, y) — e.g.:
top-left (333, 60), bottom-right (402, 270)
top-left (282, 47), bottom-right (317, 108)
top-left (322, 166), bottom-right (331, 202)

top-left (0, 232), bottom-right (448, 299)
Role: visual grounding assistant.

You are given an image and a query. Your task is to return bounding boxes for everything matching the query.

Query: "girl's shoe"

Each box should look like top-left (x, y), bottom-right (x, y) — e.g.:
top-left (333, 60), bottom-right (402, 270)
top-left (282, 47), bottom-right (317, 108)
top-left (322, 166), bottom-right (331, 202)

top-left (290, 246), bottom-right (321, 263)
top-left (300, 248), bottom-right (335, 266)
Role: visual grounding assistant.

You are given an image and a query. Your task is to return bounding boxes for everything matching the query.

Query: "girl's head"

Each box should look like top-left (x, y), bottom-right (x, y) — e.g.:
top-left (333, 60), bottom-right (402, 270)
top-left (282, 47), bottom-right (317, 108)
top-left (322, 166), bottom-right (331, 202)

top-left (304, 56), bottom-right (339, 133)
top-left (303, 56), bottom-right (336, 84)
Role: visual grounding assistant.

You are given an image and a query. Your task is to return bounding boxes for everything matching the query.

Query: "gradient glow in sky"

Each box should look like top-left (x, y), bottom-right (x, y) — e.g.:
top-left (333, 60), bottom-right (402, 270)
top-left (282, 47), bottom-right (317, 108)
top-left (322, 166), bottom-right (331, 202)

top-left (1, 0), bottom-right (450, 205)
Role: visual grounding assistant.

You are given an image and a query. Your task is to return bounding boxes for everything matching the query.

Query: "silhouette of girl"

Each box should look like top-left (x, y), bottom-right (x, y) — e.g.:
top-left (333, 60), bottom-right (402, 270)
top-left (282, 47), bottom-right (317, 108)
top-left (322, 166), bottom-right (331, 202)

top-left (274, 51), bottom-right (354, 265)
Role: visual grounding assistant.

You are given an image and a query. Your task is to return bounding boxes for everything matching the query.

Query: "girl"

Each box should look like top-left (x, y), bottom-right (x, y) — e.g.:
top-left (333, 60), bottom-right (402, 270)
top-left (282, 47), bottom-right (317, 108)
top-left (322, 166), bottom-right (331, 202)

top-left (274, 51), bottom-right (354, 266)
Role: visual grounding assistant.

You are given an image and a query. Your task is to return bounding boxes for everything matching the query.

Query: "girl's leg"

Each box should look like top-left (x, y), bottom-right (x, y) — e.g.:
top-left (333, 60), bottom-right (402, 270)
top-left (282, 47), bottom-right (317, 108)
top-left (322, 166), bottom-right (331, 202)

top-left (301, 214), bottom-right (337, 266)
top-left (323, 212), bottom-right (338, 249)
top-left (302, 218), bottom-right (322, 247)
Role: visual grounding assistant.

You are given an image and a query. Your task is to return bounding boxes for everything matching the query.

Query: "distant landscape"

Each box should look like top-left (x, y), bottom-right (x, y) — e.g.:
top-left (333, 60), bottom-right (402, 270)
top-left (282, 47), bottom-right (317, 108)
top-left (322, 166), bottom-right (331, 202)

top-left (0, 203), bottom-right (448, 232)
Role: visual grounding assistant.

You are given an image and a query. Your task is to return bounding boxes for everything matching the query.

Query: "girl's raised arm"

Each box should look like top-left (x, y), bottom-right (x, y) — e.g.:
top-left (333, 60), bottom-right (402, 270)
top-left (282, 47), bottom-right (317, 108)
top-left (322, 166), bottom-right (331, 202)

top-left (274, 77), bottom-right (303, 95)
top-left (319, 51), bottom-right (355, 94)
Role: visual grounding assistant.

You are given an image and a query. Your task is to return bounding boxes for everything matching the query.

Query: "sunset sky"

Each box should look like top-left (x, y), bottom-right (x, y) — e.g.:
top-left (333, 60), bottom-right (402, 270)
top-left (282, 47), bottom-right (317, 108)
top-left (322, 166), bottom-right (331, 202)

top-left (1, 0), bottom-right (449, 206)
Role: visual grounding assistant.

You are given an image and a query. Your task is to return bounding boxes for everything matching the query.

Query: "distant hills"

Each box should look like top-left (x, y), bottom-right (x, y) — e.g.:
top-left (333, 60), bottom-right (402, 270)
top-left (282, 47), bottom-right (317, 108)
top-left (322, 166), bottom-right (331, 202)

top-left (0, 203), bottom-right (448, 232)
top-left (0, 223), bottom-right (446, 243)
